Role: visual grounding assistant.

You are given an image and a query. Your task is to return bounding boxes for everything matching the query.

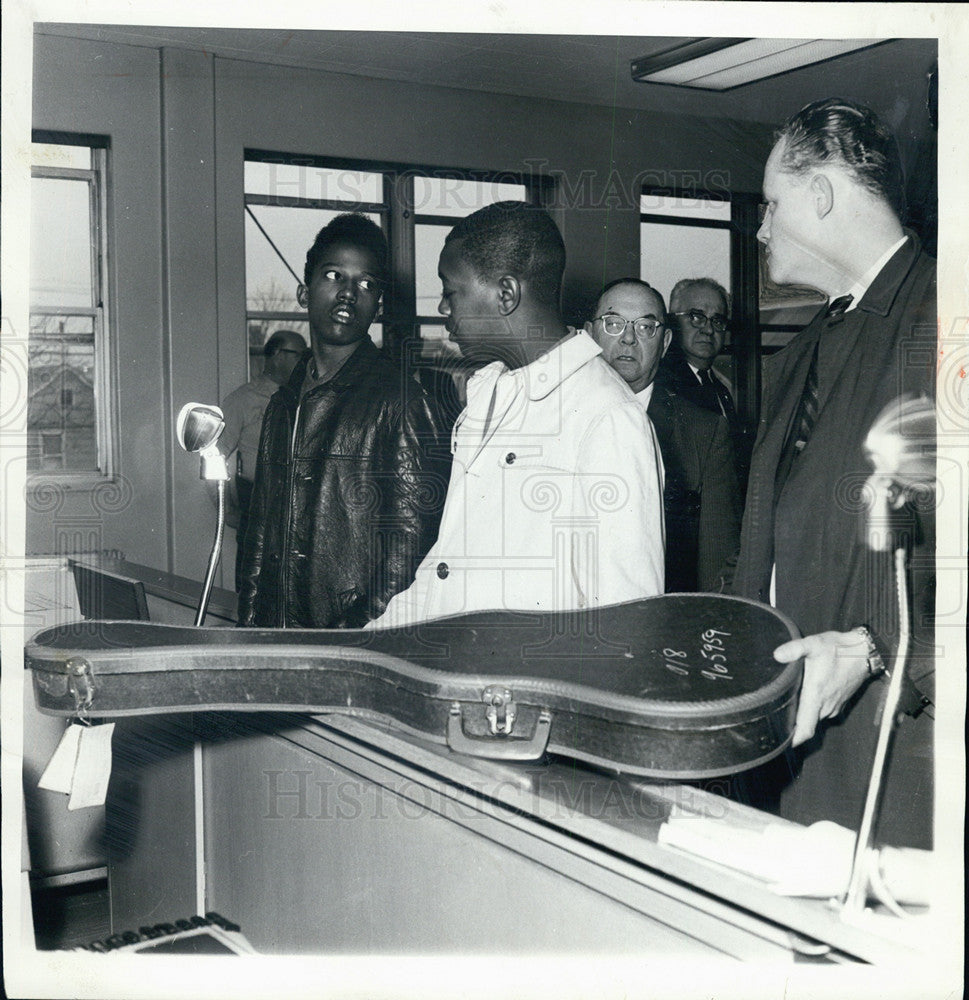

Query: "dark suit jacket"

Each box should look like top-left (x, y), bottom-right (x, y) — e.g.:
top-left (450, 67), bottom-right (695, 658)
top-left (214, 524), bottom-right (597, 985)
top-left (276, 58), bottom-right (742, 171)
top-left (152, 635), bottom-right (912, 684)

top-left (657, 351), bottom-right (751, 488)
top-left (645, 384), bottom-right (741, 593)
top-left (731, 233), bottom-right (936, 847)
top-left (658, 352), bottom-right (735, 418)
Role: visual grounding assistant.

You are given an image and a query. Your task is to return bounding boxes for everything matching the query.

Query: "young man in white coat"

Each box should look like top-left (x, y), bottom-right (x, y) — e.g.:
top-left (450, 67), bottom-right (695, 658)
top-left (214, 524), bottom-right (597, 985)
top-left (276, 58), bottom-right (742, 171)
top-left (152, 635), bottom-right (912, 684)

top-left (374, 202), bottom-right (665, 627)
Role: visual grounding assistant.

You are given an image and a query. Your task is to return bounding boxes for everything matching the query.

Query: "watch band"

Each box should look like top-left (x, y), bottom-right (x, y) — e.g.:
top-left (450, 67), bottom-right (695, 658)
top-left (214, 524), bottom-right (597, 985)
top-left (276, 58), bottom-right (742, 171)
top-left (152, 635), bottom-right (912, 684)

top-left (853, 625), bottom-right (888, 678)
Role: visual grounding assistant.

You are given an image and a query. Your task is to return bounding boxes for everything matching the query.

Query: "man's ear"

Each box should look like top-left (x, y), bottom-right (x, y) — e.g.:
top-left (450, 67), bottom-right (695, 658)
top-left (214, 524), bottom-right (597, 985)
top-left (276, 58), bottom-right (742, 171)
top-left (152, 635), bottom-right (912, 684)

top-left (496, 275), bottom-right (521, 316)
top-left (296, 283), bottom-right (309, 308)
top-left (661, 328), bottom-right (673, 357)
top-left (582, 320), bottom-right (594, 334)
top-left (810, 173), bottom-right (834, 219)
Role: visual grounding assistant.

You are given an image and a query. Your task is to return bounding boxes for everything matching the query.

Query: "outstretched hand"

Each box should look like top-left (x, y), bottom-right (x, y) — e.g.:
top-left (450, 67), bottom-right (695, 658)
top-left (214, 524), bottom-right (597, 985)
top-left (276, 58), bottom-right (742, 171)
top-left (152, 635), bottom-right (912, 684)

top-left (774, 630), bottom-right (871, 746)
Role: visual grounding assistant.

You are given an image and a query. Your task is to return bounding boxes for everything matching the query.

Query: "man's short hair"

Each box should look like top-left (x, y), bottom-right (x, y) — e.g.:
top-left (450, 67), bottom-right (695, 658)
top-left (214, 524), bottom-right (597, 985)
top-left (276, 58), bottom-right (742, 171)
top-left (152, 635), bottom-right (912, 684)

top-left (593, 278), bottom-right (667, 319)
top-left (669, 277), bottom-right (729, 317)
top-left (445, 202), bottom-right (566, 307)
top-left (303, 213), bottom-right (389, 286)
top-left (263, 329), bottom-right (304, 358)
top-left (775, 98), bottom-right (907, 220)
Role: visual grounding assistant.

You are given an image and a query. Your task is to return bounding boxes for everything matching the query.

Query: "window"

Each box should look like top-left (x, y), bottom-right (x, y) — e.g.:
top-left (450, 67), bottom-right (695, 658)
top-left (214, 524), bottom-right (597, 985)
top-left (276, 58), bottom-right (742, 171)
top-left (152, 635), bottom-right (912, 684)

top-left (244, 152), bottom-right (548, 371)
top-left (640, 191), bottom-right (733, 380)
top-left (413, 174), bottom-right (532, 359)
top-left (29, 135), bottom-right (111, 475)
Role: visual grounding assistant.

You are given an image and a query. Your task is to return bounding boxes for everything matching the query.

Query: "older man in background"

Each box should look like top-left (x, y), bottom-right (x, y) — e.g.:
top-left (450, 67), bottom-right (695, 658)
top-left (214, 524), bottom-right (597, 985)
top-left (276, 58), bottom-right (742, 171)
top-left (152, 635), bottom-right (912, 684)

top-left (659, 277), bottom-right (750, 486)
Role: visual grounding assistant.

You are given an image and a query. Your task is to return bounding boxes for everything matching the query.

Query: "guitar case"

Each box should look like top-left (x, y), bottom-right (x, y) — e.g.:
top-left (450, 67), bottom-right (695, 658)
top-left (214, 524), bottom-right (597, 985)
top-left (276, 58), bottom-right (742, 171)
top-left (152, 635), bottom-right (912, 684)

top-left (25, 593), bottom-right (802, 780)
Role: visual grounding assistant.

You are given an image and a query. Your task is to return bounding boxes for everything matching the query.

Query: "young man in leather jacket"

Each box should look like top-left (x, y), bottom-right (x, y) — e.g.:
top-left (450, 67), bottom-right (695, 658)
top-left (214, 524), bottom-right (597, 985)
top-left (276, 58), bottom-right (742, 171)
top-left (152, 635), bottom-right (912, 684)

top-left (237, 214), bottom-right (449, 628)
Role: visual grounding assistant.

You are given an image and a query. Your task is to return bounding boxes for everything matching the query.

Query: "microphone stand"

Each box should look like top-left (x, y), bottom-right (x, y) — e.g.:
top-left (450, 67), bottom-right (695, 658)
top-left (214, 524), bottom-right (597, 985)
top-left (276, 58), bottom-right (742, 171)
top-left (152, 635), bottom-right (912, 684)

top-left (176, 403), bottom-right (230, 627)
top-left (195, 444), bottom-right (229, 627)
top-left (842, 545), bottom-right (910, 916)
top-left (841, 395), bottom-right (935, 918)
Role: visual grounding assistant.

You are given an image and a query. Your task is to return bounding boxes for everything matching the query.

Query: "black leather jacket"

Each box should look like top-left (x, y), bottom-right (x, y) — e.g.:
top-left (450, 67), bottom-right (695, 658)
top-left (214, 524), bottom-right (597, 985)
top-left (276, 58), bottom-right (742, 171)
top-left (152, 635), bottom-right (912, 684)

top-left (237, 339), bottom-right (450, 628)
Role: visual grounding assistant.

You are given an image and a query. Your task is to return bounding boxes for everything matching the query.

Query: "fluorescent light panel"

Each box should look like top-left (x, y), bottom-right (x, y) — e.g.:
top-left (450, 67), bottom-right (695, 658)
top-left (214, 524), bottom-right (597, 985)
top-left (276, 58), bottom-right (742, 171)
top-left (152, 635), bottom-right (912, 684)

top-left (632, 38), bottom-right (886, 91)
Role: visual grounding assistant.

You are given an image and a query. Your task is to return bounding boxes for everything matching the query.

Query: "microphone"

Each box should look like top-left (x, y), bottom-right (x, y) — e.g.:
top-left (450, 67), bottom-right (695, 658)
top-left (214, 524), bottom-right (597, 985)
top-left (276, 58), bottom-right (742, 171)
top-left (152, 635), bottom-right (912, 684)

top-left (175, 403), bottom-right (231, 625)
top-left (176, 402), bottom-right (229, 482)
top-left (861, 395), bottom-right (936, 552)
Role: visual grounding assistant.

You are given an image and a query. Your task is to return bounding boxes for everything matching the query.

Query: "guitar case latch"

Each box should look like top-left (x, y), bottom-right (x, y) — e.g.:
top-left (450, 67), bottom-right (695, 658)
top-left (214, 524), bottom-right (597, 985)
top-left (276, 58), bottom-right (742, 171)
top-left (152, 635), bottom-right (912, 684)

top-left (446, 685), bottom-right (552, 761)
top-left (484, 685), bottom-right (515, 734)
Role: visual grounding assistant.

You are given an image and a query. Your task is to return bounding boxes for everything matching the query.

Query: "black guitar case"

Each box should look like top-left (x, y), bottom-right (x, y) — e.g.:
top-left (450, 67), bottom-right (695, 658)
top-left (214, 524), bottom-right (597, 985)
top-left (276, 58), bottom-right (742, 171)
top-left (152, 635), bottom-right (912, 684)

top-left (25, 593), bottom-right (801, 780)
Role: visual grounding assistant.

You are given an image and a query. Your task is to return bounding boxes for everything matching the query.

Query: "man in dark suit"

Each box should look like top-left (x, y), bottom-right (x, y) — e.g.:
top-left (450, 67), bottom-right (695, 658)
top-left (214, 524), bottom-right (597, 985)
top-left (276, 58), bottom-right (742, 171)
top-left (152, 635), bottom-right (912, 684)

top-left (659, 277), bottom-right (751, 487)
top-left (732, 98), bottom-right (935, 848)
top-left (662, 278), bottom-right (735, 415)
top-left (586, 278), bottom-right (741, 593)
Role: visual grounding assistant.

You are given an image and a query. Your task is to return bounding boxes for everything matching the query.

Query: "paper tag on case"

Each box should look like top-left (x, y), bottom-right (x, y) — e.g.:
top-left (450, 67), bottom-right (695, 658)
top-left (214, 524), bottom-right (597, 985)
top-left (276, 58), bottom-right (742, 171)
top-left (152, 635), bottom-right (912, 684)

top-left (68, 723), bottom-right (115, 810)
top-left (38, 723), bottom-right (83, 794)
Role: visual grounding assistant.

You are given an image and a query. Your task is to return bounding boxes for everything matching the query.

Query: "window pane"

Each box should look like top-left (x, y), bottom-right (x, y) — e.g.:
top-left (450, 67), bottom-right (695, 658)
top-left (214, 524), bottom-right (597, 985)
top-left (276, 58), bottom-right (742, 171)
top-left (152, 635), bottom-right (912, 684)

top-left (640, 194), bottom-right (731, 222)
top-left (757, 238), bottom-right (826, 328)
top-left (640, 222), bottom-right (731, 318)
top-left (245, 162), bottom-right (383, 205)
top-left (27, 317), bottom-right (98, 473)
top-left (32, 143), bottom-right (91, 169)
top-left (419, 323), bottom-right (460, 361)
top-left (31, 177), bottom-right (94, 310)
top-left (413, 177), bottom-right (526, 217)
top-left (415, 225), bottom-right (448, 317)
top-left (246, 207), bottom-right (382, 312)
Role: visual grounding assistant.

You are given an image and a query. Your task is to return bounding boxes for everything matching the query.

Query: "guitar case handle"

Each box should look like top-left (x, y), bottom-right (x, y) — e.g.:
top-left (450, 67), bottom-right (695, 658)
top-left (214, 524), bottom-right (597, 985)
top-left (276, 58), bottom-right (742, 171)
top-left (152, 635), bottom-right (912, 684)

top-left (446, 702), bottom-right (552, 761)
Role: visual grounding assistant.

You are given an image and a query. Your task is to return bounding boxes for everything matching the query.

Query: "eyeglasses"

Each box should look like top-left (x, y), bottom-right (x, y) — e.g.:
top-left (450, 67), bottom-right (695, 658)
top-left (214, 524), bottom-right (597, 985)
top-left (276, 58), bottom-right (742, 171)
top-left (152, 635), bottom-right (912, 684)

top-left (596, 313), bottom-right (663, 340)
top-left (672, 309), bottom-right (729, 335)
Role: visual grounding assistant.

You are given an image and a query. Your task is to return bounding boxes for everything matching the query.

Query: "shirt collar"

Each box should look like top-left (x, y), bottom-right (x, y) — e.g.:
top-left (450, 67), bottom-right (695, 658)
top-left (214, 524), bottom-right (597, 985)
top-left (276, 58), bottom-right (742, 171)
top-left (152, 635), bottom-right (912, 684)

top-left (842, 234), bottom-right (910, 312)
top-left (463, 328), bottom-right (601, 403)
top-left (634, 383), bottom-right (656, 408)
top-left (522, 329), bottom-right (602, 401)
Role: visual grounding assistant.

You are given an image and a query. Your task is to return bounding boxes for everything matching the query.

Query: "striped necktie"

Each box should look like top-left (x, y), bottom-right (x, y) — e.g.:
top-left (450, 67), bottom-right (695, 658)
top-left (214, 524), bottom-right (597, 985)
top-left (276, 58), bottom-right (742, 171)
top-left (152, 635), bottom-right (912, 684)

top-left (792, 342), bottom-right (820, 456)
top-left (776, 294), bottom-right (854, 494)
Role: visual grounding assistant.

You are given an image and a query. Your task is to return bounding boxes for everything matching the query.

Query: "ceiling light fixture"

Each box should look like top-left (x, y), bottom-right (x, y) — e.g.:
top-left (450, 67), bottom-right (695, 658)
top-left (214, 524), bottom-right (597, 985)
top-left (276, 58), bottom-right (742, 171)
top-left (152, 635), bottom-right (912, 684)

top-left (631, 38), bottom-right (889, 92)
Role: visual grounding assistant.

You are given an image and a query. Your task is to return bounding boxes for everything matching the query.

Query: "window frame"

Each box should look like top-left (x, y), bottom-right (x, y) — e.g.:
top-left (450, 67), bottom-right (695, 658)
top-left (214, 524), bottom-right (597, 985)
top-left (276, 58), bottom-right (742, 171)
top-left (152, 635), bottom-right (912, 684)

top-left (639, 185), bottom-right (765, 428)
top-left (243, 149), bottom-right (552, 368)
top-left (28, 130), bottom-right (115, 483)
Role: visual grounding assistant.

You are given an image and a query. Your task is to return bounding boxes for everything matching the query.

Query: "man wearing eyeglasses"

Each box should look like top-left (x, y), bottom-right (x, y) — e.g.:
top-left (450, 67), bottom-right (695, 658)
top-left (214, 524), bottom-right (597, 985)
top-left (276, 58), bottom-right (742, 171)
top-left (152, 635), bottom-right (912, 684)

top-left (660, 278), bottom-right (750, 488)
top-left (661, 278), bottom-right (734, 414)
top-left (587, 279), bottom-right (741, 593)
top-left (213, 328), bottom-right (307, 590)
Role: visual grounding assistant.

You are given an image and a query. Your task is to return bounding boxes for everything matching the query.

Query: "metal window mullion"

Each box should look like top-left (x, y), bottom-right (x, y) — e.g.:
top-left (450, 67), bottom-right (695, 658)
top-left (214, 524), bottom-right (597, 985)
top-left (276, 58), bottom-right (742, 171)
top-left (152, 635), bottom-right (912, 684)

top-left (386, 171), bottom-right (416, 355)
top-left (93, 146), bottom-right (112, 476)
top-left (245, 193), bottom-right (388, 214)
top-left (32, 165), bottom-right (97, 183)
top-left (639, 214), bottom-right (733, 230)
top-left (413, 213), bottom-right (467, 228)
top-left (31, 307), bottom-right (100, 318)
top-left (729, 194), bottom-right (761, 430)
top-left (246, 311), bottom-right (310, 322)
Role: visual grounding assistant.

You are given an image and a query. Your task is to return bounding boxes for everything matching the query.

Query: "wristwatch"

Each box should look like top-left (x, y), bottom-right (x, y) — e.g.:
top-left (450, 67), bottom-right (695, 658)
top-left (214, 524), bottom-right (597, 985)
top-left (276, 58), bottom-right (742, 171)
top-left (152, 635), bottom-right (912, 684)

top-left (853, 625), bottom-right (888, 678)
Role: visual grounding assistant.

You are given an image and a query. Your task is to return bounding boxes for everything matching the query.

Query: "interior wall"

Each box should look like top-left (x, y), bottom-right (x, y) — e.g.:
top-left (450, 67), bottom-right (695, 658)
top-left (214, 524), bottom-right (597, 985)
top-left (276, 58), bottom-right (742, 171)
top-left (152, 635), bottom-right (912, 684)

top-left (30, 35), bottom-right (168, 569)
top-left (30, 32), bottom-right (773, 581)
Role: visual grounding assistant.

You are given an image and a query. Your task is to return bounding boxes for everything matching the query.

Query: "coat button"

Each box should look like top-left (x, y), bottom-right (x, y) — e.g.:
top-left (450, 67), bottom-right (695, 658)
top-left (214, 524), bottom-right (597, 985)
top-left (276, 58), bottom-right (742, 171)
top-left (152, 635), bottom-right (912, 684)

top-left (436, 562), bottom-right (449, 579)
top-left (505, 452), bottom-right (516, 465)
